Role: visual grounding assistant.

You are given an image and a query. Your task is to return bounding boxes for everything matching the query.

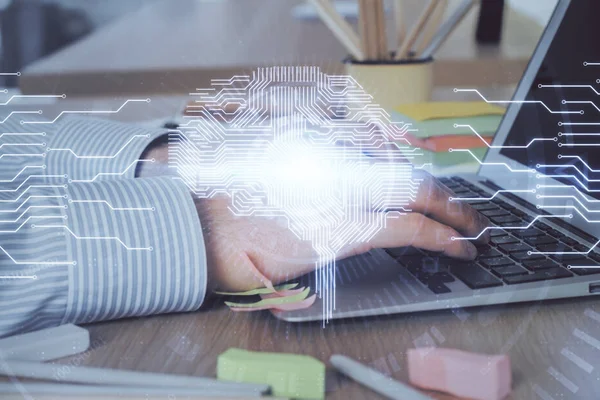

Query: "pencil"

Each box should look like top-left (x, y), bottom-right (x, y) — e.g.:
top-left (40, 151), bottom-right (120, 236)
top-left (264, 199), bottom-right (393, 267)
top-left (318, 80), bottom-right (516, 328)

top-left (374, 0), bottom-right (388, 60)
top-left (330, 355), bottom-right (434, 400)
top-left (393, 0), bottom-right (406, 49)
top-left (0, 383), bottom-right (285, 399)
top-left (394, 0), bottom-right (439, 61)
top-left (415, 0), bottom-right (449, 57)
top-left (0, 359), bottom-right (270, 396)
top-left (421, 0), bottom-right (476, 59)
top-left (309, 0), bottom-right (364, 61)
top-left (358, 0), bottom-right (372, 59)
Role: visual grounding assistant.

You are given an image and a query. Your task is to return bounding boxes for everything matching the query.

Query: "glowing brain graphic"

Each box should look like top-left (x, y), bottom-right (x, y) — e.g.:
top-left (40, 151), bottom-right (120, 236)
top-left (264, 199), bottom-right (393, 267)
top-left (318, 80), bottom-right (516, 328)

top-left (170, 67), bottom-right (421, 319)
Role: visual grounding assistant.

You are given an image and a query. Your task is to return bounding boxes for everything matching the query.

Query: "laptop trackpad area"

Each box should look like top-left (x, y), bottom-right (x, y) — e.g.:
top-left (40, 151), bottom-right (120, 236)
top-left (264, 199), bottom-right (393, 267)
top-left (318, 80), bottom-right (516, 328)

top-left (275, 249), bottom-right (456, 321)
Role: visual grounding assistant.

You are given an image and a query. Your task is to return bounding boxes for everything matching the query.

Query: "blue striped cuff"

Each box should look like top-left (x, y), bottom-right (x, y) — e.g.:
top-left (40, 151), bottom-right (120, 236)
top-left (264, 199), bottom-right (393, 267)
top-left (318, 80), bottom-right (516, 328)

top-left (0, 186), bottom-right (70, 337)
top-left (61, 177), bottom-right (207, 324)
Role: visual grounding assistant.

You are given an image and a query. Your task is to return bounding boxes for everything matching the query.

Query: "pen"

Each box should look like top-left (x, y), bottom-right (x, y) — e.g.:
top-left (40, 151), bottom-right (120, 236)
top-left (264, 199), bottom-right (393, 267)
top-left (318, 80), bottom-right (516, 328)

top-left (330, 354), bottom-right (433, 400)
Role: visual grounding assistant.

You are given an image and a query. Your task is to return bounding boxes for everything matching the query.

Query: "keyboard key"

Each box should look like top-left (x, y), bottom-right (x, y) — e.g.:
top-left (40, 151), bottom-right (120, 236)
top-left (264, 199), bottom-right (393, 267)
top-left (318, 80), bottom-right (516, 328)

top-left (492, 265), bottom-right (529, 277)
top-left (552, 254), bottom-right (587, 263)
top-left (589, 252), bottom-right (600, 263)
top-left (386, 247), bottom-right (422, 258)
top-left (524, 236), bottom-right (558, 247)
top-left (428, 278), bottom-right (452, 294)
top-left (513, 228), bottom-right (545, 238)
top-left (480, 257), bottom-right (514, 269)
top-left (498, 242), bottom-right (532, 254)
top-left (490, 215), bottom-right (522, 225)
top-left (451, 264), bottom-right (503, 289)
top-left (478, 247), bottom-right (503, 259)
top-left (503, 267), bottom-right (572, 284)
top-left (489, 230), bottom-right (508, 238)
top-left (452, 188), bottom-right (470, 194)
top-left (511, 251), bottom-right (545, 262)
top-left (560, 237), bottom-right (579, 246)
top-left (523, 259), bottom-right (560, 271)
top-left (536, 243), bottom-right (585, 262)
top-left (574, 244), bottom-right (590, 252)
top-left (432, 271), bottom-right (455, 283)
top-left (569, 260), bottom-right (600, 275)
top-left (400, 257), bottom-right (451, 284)
top-left (570, 268), bottom-right (600, 275)
top-left (472, 203), bottom-right (501, 212)
top-left (521, 215), bottom-right (535, 223)
top-left (399, 256), bottom-right (425, 274)
top-left (469, 200), bottom-right (492, 206)
top-left (511, 209), bottom-right (528, 218)
top-left (481, 209), bottom-right (511, 217)
top-left (421, 258), bottom-right (448, 274)
top-left (500, 203), bottom-right (517, 211)
top-left (491, 235), bottom-right (519, 245)
top-left (546, 228), bottom-right (565, 238)
top-left (533, 222), bottom-right (552, 231)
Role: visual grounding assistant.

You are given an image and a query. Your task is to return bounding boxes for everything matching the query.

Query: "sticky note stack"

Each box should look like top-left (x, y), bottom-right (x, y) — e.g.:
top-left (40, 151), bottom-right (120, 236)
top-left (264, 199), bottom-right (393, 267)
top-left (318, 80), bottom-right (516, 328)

top-left (390, 101), bottom-right (505, 172)
top-left (217, 348), bottom-right (326, 399)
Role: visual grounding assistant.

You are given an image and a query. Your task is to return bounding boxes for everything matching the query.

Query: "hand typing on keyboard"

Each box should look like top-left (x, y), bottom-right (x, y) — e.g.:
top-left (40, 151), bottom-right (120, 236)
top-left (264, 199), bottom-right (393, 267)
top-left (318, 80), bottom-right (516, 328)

top-left (197, 172), bottom-right (491, 293)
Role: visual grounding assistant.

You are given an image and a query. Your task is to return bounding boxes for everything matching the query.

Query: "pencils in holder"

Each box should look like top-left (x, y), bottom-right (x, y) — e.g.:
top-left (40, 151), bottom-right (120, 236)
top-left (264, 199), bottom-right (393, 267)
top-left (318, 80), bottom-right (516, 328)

top-left (311, 0), bottom-right (477, 62)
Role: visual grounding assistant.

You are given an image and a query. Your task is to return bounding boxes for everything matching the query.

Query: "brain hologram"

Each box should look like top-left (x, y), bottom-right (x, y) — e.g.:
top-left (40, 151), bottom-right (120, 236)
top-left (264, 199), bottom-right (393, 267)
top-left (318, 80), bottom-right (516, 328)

top-left (169, 67), bottom-right (422, 319)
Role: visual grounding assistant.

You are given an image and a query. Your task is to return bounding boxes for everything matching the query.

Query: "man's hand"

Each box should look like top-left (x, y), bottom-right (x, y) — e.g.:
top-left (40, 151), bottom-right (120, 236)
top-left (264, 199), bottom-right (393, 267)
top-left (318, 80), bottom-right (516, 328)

top-left (199, 172), bottom-right (490, 293)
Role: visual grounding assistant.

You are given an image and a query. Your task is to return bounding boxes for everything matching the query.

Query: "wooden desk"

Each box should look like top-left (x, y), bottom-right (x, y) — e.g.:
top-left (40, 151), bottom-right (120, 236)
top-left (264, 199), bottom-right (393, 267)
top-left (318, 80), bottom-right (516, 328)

top-left (20, 0), bottom-right (543, 96)
top-left (59, 296), bottom-right (600, 399)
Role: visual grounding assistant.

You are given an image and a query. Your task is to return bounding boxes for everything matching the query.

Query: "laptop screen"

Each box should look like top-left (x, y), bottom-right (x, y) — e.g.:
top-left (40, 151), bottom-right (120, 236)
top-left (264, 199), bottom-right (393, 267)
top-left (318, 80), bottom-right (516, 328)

top-left (499, 0), bottom-right (600, 198)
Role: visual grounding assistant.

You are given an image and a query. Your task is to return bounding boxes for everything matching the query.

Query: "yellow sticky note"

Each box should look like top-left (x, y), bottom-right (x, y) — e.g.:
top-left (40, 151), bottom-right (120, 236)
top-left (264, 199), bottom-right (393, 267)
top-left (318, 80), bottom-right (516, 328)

top-left (394, 101), bottom-right (505, 121)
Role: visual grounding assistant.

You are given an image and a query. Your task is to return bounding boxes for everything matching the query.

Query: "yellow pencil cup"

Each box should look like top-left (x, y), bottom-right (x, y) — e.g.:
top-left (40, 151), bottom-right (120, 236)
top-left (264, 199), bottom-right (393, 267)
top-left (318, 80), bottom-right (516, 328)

top-left (345, 57), bottom-right (434, 109)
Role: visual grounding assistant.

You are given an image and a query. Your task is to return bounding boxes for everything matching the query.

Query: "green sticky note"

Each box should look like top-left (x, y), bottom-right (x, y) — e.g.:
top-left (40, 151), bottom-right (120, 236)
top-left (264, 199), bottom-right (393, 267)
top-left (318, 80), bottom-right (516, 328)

top-left (215, 283), bottom-right (298, 296)
top-left (390, 112), bottom-right (503, 139)
top-left (224, 287), bottom-right (310, 308)
top-left (217, 348), bottom-right (325, 400)
top-left (407, 115), bottom-right (503, 139)
top-left (405, 147), bottom-right (488, 167)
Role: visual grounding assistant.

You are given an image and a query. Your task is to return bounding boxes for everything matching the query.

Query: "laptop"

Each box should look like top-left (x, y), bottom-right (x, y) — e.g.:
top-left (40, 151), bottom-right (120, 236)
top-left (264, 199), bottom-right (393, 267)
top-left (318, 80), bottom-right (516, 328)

top-left (277, 0), bottom-right (600, 322)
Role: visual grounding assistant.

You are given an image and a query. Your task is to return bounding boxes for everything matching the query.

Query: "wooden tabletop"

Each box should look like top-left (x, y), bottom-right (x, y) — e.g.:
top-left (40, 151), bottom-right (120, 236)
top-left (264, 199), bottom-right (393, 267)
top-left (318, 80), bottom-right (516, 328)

top-left (60, 295), bottom-right (600, 399)
top-left (20, 0), bottom-right (543, 96)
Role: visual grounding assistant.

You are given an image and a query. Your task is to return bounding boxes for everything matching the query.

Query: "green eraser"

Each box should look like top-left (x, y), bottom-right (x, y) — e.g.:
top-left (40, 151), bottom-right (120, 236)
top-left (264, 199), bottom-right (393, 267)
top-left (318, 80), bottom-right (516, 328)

top-left (217, 348), bottom-right (325, 399)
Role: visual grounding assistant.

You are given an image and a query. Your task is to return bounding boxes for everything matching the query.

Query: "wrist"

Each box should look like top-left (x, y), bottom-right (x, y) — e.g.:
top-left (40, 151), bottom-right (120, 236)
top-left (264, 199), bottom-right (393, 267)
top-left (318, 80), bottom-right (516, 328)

top-left (137, 136), bottom-right (170, 177)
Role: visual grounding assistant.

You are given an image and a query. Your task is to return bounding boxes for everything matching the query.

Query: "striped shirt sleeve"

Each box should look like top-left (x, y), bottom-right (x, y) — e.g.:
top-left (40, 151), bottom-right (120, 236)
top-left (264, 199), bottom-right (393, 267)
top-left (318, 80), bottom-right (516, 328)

top-left (0, 117), bottom-right (207, 338)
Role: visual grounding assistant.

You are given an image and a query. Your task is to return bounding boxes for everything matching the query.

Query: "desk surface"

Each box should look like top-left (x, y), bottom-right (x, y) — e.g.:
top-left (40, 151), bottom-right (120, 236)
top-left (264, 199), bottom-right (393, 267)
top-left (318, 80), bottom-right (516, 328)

top-left (4, 88), bottom-right (594, 399)
top-left (20, 0), bottom-right (543, 96)
top-left (72, 295), bottom-right (600, 399)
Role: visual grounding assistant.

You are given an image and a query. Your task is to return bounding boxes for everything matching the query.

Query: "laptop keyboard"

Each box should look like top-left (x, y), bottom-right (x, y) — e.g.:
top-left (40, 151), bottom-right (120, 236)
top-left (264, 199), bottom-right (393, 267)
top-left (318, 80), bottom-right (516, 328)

top-left (385, 176), bottom-right (600, 295)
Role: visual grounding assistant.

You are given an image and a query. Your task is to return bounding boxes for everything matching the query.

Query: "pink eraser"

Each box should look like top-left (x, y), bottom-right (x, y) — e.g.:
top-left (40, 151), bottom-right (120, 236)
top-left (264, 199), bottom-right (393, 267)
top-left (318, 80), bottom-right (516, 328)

top-left (407, 347), bottom-right (511, 400)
